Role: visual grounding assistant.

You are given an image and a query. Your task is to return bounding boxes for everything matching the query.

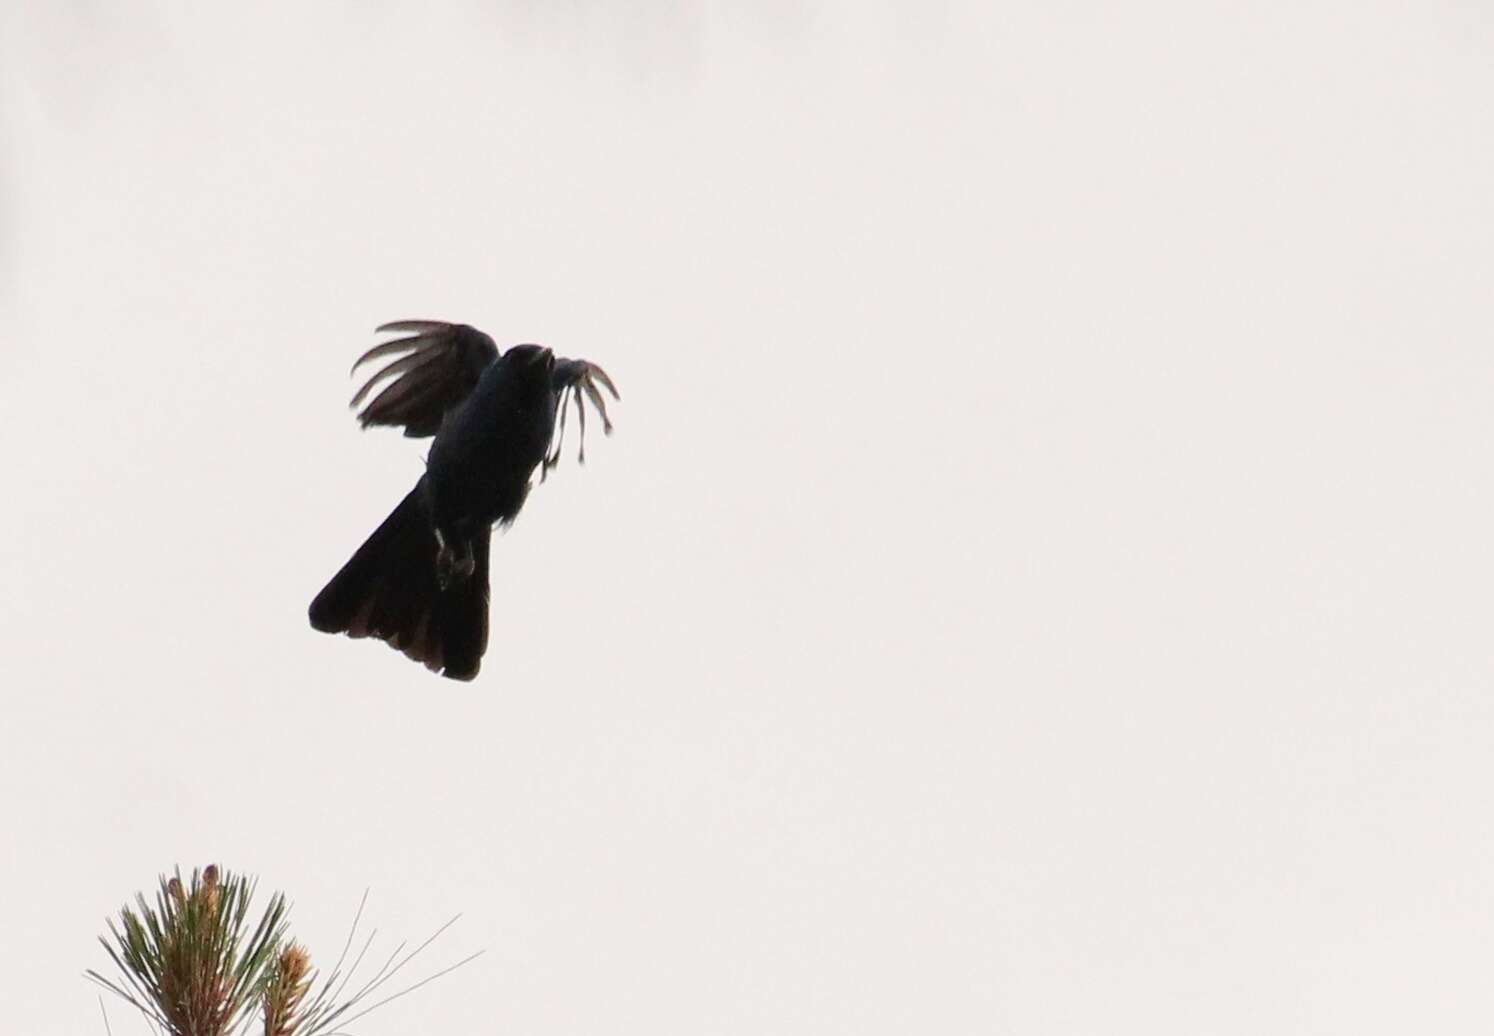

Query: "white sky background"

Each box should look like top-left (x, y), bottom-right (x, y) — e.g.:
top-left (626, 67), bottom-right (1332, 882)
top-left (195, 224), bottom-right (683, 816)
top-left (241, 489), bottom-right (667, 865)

top-left (2, 1), bottom-right (1492, 1032)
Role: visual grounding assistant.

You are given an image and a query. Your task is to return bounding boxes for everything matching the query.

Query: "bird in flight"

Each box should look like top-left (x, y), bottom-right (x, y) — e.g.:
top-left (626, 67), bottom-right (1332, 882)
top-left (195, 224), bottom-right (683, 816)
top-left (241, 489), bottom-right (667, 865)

top-left (309, 320), bottom-right (619, 680)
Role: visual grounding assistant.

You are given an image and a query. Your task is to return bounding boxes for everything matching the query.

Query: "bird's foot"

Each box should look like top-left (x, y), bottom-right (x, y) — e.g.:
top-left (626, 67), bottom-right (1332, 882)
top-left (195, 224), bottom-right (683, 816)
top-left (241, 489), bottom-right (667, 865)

top-left (435, 533), bottom-right (476, 591)
top-left (454, 543), bottom-right (476, 580)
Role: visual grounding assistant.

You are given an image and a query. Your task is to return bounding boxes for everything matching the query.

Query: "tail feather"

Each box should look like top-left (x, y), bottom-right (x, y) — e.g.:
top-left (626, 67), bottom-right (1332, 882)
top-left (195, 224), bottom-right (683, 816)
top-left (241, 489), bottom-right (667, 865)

top-left (309, 486), bottom-right (491, 681)
top-left (431, 532), bottom-right (490, 679)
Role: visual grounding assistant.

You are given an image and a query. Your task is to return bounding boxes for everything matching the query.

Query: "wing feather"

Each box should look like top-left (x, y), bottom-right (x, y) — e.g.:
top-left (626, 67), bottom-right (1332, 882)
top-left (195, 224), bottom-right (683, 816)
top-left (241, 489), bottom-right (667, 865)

top-left (348, 321), bottom-right (499, 438)
top-left (348, 348), bottom-right (430, 408)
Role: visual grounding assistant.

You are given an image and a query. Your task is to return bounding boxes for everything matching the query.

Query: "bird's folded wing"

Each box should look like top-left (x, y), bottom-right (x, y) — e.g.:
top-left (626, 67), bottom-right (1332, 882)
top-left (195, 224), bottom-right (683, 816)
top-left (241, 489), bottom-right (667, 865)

top-left (350, 321), bottom-right (500, 438)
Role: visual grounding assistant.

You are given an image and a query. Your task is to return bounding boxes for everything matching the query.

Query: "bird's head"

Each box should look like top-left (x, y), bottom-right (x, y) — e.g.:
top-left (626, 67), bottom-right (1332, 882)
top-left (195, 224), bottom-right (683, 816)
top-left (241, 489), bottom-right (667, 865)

top-left (504, 343), bottom-right (554, 374)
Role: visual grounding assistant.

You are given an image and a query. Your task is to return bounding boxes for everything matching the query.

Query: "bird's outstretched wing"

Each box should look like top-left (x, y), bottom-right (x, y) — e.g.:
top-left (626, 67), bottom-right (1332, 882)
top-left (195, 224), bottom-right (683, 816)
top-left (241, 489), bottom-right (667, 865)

top-left (544, 357), bottom-right (621, 479)
top-left (349, 320), bottom-right (500, 437)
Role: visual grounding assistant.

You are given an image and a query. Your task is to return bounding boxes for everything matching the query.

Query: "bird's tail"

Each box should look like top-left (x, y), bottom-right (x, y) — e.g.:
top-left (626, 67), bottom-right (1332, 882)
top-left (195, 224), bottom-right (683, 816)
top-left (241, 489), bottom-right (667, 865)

top-left (308, 487), bottom-right (491, 680)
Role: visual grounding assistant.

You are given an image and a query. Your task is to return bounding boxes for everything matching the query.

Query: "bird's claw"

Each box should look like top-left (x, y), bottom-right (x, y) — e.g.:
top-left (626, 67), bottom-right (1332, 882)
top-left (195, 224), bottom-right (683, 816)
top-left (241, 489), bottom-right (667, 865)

top-left (435, 534), bottom-right (476, 591)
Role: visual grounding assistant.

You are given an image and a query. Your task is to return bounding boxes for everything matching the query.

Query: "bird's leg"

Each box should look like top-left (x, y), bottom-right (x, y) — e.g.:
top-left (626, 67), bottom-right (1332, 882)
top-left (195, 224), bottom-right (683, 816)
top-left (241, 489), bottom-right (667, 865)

top-left (434, 527), bottom-right (476, 590)
top-left (434, 527), bottom-right (453, 589)
top-left (434, 527), bottom-right (457, 590)
top-left (454, 538), bottom-right (476, 581)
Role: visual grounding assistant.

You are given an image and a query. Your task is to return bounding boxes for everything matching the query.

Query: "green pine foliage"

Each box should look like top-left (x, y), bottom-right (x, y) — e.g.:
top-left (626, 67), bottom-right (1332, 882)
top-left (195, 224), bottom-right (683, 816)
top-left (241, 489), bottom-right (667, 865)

top-left (88, 865), bottom-right (479, 1036)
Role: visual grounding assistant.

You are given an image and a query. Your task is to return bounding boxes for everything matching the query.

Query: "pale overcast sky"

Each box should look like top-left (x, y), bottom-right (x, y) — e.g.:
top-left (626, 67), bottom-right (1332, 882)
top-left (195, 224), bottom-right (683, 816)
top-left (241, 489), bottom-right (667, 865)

top-left (2, 2), bottom-right (1493, 1033)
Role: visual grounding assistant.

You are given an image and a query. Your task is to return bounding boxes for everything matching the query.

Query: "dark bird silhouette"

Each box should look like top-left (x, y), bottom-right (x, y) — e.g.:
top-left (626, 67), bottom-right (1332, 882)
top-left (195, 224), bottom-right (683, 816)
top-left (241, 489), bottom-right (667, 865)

top-left (309, 320), bottom-right (618, 680)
